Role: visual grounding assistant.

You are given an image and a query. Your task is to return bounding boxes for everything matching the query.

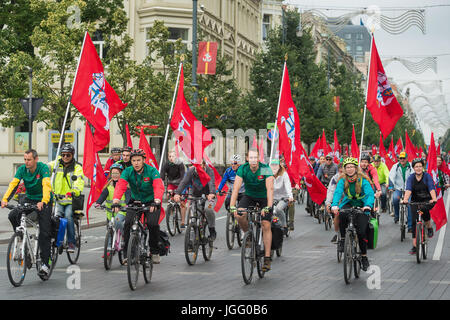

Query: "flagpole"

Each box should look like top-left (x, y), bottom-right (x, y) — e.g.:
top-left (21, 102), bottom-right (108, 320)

top-left (269, 56), bottom-right (287, 163)
top-left (51, 31), bottom-right (88, 186)
top-left (159, 61), bottom-right (183, 174)
top-left (359, 32), bottom-right (374, 164)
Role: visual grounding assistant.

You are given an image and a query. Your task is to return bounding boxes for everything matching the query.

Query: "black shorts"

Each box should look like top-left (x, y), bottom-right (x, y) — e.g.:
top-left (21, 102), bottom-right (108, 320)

top-left (238, 195), bottom-right (272, 222)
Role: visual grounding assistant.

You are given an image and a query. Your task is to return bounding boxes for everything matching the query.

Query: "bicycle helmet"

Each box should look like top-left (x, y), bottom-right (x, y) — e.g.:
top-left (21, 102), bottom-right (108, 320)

top-left (122, 146), bottom-right (132, 153)
top-left (230, 154), bottom-right (242, 163)
top-left (130, 148), bottom-right (146, 159)
top-left (110, 163), bottom-right (124, 171)
top-left (373, 154), bottom-right (382, 162)
top-left (360, 153), bottom-right (371, 162)
top-left (343, 157), bottom-right (358, 167)
top-left (60, 144), bottom-right (75, 154)
top-left (411, 158), bottom-right (424, 167)
top-left (111, 147), bottom-right (122, 154)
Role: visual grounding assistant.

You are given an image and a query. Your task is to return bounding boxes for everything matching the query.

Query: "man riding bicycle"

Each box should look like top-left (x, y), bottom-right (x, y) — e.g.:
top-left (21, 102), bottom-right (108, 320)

top-left (174, 160), bottom-right (217, 240)
top-left (1, 149), bottom-right (53, 276)
top-left (229, 148), bottom-right (274, 272)
top-left (160, 151), bottom-right (187, 228)
top-left (317, 155), bottom-right (338, 187)
top-left (217, 154), bottom-right (245, 211)
top-left (117, 146), bottom-right (133, 169)
top-left (112, 149), bottom-right (164, 264)
top-left (48, 144), bottom-right (85, 254)
top-left (372, 155), bottom-right (390, 212)
top-left (331, 157), bottom-right (374, 271)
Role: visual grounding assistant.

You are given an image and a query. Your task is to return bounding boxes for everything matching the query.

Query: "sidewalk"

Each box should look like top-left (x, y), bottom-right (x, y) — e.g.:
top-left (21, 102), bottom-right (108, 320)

top-left (0, 186), bottom-right (107, 244)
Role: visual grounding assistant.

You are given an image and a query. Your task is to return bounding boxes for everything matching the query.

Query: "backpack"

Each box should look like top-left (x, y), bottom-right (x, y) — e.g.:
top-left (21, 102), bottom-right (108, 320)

top-left (158, 230), bottom-right (171, 256)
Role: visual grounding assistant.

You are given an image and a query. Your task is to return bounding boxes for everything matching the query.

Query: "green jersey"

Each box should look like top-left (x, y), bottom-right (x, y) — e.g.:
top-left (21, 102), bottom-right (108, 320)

top-left (120, 164), bottom-right (161, 203)
top-left (14, 162), bottom-right (51, 201)
top-left (236, 163), bottom-right (272, 198)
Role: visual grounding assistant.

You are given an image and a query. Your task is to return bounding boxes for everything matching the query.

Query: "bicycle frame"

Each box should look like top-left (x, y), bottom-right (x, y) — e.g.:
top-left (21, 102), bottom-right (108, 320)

top-left (13, 213), bottom-right (39, 266)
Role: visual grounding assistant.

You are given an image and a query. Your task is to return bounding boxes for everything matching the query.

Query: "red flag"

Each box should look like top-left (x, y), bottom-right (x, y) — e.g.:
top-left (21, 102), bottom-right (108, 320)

top-left (395, 138), bottom-right (403, 156)
top-left (404, 130), bottom-right (417, 162)
top-left (252, 135), bottom-right (258, 149)
top-left (71, 32), bottom-right (127, 152)
top-left (276, 64), bottom-right (303, 185)
top-left (297, 143), bottom-right (327, 204)
top-left (366, 36), bottom-right (404, 138)
top-left (372, 145), bottom-right (378, 156)
top-left (437, 143), bottom-right (441, 155)
top-left (321, 130), bottom-right (332, 157)
top-left (427, 132), bottom-right (447, 231)
top-left (203, 155), bottom-right (227, 213)
top-left (83, 123), bottom-right (107, 224)
top-left (170, 64), bottom-right (212, 166)
top-left (351, 125), bottom-right (360, 159)
top-left (259, 138), bottom-right (265, 163)
top-left (385, 136), bottom-right (396, 170)
top-left (333, 130), bottom-right (340, 164)
top-left (378, 132), bottom-right (387, 158)
top-left (125, 123), bottom-right (133, 148)
top-left (310, 136), bottom-right (323, 159)
top-left (138, 128), bottom-right (159, 170)
top-left (197, 41), bottom-right (218, 75)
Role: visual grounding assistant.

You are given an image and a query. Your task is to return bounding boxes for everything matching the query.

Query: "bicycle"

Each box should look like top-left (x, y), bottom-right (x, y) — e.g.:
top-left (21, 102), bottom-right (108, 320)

top-left (339, 207), bottom-right (364, 285)
top-left (99, 205), bottom-right (125, 270)
top-left (122, 202), bottom-right (158, 291)
top-left (271, 198), bottom-right (288, 258)
top-left (387, 189), bottom-right (394, 216)
top-left (296, 184), bottom-right (306, 205)
top-left (239, 205), bottom-right (267, 285)
top-left (6, 203), bottom-right (58, 287)
top-left (184, 196), bottom-right (215, 265)
top-left (399, 190), bottom-right (407, 242)
top-left (374, 196), bottom-right (381, 225)
top-left (55, 207), bottom-right (83, 265)
top-left (165, 191), bottom-right (185, 236)
top-left (409, 202), bottom-right (434, 264)
top-left (219, 191), bottom-right (242, 250)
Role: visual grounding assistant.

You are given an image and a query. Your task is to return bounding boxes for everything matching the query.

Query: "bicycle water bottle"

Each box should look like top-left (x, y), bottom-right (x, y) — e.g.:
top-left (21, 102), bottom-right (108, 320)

top-left (56, 217), bottom-right (68, 247)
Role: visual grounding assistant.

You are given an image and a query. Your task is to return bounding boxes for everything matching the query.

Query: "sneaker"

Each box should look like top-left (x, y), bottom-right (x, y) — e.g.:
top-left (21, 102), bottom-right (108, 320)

top-left (38, 264), bottom-right (50, 276)
top-left (208, 228), bottom-right (217, 241)
top-left (361, 256), bottom-right (370, 271)
top-left (390, 212), bottom-right (395, 217)
top-left (180, 223), bottom-right (186, 230)
top-left (394, 218), bottom-right (398, 224)
top-left (427, 228), bottom-right (434, 238)
top-left (152, 254), bottom-right (160, 264)
top-left (408, 228), bottom-right (412, 233)
top-left (409, 247), bottom-right (417, 255)
top-left (67, 243), bottom-right (76, 253)
top-left (262, 257), bottom-right (272, 272)
top-left (331, 234), bottom-right (338, 243)
top-left (288, 221), bottom-right (294, 231)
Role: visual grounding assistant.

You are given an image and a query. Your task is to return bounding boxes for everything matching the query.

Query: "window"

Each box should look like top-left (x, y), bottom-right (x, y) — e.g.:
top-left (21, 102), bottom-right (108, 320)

top-left (356, 33), bottom-right (364, 40)
top-left (146, 27), bottom-right (189, 56)
top-left (262, 14), bottom-right (271, 41)
top-left (356, 45), bottom-right (363, 52)
top-left (92, 30), bottom-right (107, 59)
top-left (344, 33), bottom-right (351, 40)
top-left (346, 45), bottom-right (352, 52)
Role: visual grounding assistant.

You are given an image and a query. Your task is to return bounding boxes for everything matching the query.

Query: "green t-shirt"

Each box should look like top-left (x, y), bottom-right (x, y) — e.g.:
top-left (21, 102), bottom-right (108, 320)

top-left (120, 164), bottom-right (161, 203)
top-left (14, 162), bottom-right (50, 201)
top-left (236, 162), bottom-right (272, 199)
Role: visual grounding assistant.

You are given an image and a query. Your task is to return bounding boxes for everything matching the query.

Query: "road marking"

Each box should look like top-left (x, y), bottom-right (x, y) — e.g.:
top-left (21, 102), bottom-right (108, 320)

top-left (175, 272), bottom-right (216, 276)
top-left (87, 246), bottom-right (104, 252)
top-left (429, 280), bottom-right (450, 285)
top-left (383, 279), bottom-right (408, 284)
top-left (432, 193), bottom-right (449, 261)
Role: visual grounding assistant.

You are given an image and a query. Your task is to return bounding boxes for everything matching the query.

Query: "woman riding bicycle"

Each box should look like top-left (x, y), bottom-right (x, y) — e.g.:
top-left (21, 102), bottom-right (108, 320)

top-left (401, 158), bottom-right (437, 255)
top-left (270, 159), bottom-right (293, 232)
top-left (331, 157), bottom-right (375, 271)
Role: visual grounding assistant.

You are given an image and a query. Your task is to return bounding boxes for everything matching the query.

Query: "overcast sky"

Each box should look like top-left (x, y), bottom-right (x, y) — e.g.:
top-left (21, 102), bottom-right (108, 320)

top-left (286, 0), bottom-right (450, 145)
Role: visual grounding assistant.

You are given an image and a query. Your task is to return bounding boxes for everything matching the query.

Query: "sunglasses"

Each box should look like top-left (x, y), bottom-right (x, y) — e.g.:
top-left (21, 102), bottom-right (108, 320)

top-left (399, 157), bottom-right (406, 160)
top-left (61, 153), bottom-right (72, 158)
top-left (232, 162), bottom-right (239, 165)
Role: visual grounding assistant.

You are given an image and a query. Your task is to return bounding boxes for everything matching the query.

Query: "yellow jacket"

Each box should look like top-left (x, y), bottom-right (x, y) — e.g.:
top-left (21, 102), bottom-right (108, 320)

top-left (48, 158), bottom-right (85, 205)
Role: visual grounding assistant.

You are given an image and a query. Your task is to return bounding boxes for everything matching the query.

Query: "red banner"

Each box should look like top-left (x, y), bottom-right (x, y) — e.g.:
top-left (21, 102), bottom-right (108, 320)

top-left (197, 41), bottom-right (218, 75)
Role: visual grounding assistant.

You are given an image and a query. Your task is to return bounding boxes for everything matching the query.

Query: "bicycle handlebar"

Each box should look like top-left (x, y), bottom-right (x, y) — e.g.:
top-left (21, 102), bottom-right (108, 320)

top-left (5, 203), bottom-right (39, 211)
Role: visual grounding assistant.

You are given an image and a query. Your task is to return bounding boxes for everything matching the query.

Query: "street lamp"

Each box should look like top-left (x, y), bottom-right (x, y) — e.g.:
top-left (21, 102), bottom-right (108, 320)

top-left (25, 66), bottom-right (32, 149)
top-left (191, 0), bottom-right (199, 109)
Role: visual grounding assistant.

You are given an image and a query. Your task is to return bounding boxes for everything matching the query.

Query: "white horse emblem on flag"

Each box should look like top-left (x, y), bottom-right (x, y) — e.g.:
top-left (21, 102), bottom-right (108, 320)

top-left (89, 72), bottom-right (110, 130)
top-left (281, 107), bottom-right (296, 165)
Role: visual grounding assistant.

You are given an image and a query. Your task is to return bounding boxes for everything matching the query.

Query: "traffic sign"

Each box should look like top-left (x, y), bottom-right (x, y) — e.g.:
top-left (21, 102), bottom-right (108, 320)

top-left (19, 98), bottom-right (44, 121)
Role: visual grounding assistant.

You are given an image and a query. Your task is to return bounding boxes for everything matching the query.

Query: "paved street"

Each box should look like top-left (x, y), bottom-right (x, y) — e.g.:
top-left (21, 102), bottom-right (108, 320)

top-left (0, 192), bottom-right (449, 300)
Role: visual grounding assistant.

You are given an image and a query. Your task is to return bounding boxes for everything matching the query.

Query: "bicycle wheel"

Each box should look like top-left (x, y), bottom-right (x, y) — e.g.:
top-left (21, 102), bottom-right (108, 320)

top-left (175, 205), bottom-right (182, 234)
top-left (184, 222), bottom-right (199, 265)
top-left (127, 233), bottom-right (140, 290)
top-left (337, 234), bottom-right (343, 263)
top-left (225, 213), bottom-right (235, 250)
top-left (343, 232), bottom-right (353, 284)
top-left (201, 220), bottom-right (213, 262)
top-left (241, 232), bottom-right (254, 285)
top-left (255, 229), bottom-right (265, 279)
top-left (416, 224), bottom-right (422, 264)
top-left (166, 204), bottom-right (176, 236)
top-left (6, 233), bottom-right (27, 287)
top-left (236, 222), bottom-right (243, 247)
top-left (353, 240), bottom-right (361, 279)
top-left (324, 212), bottom-right (329, 231)
top-left (143, 251), bottom-right (153, 284)
top-left (422, 237), bottom-right (428, 260)
top-left (400, 207), bottom-right (405, 241)
top-left (67, 220), bottom-right (81, 264)
top-left (328, 214), bottom-right (333, 231)
top-left (48, 241), bottom-right (59, 278)
top-left (103, 228), bottom-right (114, 270)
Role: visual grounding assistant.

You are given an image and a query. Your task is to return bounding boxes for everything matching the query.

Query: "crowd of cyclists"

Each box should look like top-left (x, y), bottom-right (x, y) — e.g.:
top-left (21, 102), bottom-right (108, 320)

top-left (1, 142), bottom-right (449, 284)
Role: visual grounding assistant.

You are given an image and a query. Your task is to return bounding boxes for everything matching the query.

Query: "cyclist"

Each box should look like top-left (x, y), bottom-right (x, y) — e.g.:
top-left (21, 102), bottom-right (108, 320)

top-left (389, 151), bottom-right (413, 230)
top-left (117, 146), bottom-right (133, 169)
top-left (401, 158), bottom-right (437, 255)
top-left (317, 155), bottom-right (338, 187)
top-left (306, 156), bottom-right (319, 214)
top-left (270, 159), bottom-right (293, 233)
top-left (95, 163), bottom-right (131, 234)
top-left (112, 149), bottom-right (164, 264)
top-left (331, 157), bottom-right (374, 271)
top-left (174, 160), bottom-right (217, 240)
top-left (437, 155), bottom-right (450, 197)
top-left (229, 148), bottom-right (274, 272)
top-left (326, 161), bottom-right (344, 243)
top-left (1, 149), bottom-right (53, 276)
top-left (48, 144), bottom-right (85, 254)
top-left (359, 153), bottom-right (382, 199)
top-left (217, 154), bottom-right (245, 211)
top-left (372, 155), bottom-right (390, 213)
top-left (160, 151), bottom-right (187, 228)
top-left (104, 147), bottom-right (123, 176)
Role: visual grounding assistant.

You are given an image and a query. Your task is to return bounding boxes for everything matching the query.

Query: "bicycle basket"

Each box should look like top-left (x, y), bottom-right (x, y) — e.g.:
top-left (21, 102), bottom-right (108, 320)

top-left (158, 230), bottom-right (171, 256)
